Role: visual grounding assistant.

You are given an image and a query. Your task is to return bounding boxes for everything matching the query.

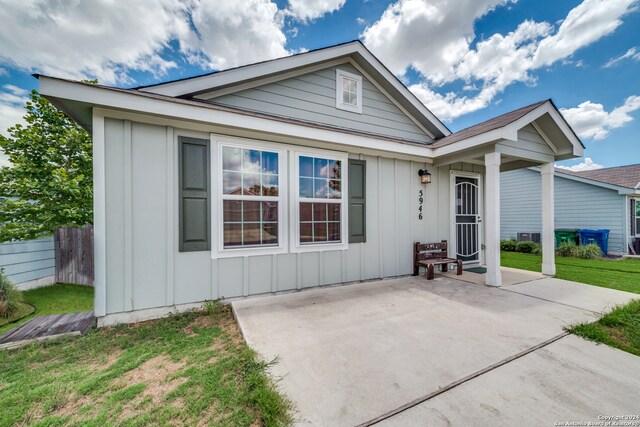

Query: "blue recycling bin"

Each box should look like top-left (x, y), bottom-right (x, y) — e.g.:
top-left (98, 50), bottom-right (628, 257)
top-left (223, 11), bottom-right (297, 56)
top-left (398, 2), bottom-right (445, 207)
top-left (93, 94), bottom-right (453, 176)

top-left (578, 229), bottom-right (610, 254)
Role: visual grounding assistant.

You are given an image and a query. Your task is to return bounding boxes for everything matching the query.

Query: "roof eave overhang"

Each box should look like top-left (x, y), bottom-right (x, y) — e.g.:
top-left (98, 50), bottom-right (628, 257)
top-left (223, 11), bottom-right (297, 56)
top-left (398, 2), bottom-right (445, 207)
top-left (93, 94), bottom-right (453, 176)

top-left (433, 101), bottom-right (584, 162)
top-left (541, 168), bottom-right (637, 194)
top-left (38, 76), bottom-right (436, 161)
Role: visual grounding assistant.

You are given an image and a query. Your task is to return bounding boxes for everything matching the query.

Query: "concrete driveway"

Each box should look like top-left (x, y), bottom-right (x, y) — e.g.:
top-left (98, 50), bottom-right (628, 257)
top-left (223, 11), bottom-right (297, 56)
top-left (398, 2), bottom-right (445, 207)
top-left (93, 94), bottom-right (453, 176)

top-left (232, 275), bottom-right (640, 426)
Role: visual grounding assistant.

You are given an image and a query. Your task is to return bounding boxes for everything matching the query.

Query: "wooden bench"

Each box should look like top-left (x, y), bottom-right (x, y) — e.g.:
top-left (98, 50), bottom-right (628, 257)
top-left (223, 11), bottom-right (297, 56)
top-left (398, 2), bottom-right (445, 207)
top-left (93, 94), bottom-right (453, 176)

top-left (413, 240), bottom-right (463, 280)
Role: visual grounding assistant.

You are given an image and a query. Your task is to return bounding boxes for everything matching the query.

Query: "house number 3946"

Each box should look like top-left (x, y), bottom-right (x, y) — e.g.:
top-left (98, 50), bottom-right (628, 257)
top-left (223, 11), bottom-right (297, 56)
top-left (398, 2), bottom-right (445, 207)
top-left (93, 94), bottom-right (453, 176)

top-left (418, 190), bottom-right (424, 220)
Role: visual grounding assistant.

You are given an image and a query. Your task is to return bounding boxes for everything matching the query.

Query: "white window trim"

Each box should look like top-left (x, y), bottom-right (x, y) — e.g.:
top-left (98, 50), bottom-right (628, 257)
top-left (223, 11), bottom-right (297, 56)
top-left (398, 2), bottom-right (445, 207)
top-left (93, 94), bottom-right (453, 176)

top-left (211, 135), bottom-right (289, 259)
top-left (335, 69), bottom-right (363, 114)
top-left (633, 198), bottom-right (640, 237)
top-left (290, 149), bottom-right (349, 253)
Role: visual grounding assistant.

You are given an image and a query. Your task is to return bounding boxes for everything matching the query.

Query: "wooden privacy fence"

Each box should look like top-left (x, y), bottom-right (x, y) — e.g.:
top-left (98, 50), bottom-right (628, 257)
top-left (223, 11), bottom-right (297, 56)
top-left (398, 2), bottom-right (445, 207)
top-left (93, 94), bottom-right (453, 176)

top-left (54, 225), bottom-right (94, 285)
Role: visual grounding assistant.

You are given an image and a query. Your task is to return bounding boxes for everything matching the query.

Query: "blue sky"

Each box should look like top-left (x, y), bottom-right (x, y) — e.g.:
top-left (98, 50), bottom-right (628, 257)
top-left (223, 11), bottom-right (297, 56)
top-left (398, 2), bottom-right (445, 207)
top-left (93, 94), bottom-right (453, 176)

top-left (0, 0), bottom-right (638, 170)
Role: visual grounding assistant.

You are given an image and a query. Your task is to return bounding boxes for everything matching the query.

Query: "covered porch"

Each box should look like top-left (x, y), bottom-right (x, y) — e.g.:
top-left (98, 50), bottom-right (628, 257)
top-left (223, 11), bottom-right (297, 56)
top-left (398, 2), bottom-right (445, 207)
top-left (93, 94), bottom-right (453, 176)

top-left (431, 100), bottom-right (584, 286)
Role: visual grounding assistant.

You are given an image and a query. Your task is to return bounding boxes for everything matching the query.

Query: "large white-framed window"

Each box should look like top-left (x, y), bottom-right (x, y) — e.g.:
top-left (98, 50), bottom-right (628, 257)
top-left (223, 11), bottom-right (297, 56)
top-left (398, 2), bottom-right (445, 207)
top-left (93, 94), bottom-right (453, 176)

top-left (212, 136), bottom-right (288, 258)
top-left (291, 150), bottom-right (348, 252)
top-left (336, 69), bottom-right (363, 114)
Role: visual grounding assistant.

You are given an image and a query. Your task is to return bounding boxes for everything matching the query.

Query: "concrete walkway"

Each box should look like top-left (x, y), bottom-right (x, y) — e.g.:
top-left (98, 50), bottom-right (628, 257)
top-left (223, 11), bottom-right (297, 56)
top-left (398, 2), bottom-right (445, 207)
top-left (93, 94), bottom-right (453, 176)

top-left (232, 274), bottom-right (639, 426)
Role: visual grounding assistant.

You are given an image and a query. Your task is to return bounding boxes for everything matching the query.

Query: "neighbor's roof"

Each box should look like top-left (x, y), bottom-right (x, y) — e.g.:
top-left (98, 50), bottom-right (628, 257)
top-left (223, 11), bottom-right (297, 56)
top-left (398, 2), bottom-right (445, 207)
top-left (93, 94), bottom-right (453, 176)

top-left (557, 164), bottom-right (640, 189)
top-left (430, 100), bottom-right (550, 147)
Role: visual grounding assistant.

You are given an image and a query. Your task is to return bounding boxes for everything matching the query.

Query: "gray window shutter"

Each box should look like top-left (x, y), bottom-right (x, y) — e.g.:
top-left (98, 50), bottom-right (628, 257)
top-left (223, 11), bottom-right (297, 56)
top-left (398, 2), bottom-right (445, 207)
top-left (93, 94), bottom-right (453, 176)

top-left (178, 136), bottom-right (210, 252)
top-left (348, 159), bottom-right (366, 243)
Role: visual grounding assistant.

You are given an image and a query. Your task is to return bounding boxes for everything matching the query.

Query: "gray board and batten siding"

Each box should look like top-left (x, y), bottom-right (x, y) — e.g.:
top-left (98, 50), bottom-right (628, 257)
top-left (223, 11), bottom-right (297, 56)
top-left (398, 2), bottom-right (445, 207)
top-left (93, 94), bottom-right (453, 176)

top-left (0, 237), bottom-right (55, 289)
top-left (501, 168), bottom-right (626, 254)
top-left (100, 117), bottom-right (483, 317)
top-left (207, 63), bottom-right (431, 144)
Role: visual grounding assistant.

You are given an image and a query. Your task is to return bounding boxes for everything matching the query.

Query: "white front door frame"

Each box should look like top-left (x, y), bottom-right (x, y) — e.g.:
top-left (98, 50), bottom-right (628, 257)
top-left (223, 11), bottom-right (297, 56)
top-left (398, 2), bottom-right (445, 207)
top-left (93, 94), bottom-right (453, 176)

top-left (449, 170), bottom-right (484, 265)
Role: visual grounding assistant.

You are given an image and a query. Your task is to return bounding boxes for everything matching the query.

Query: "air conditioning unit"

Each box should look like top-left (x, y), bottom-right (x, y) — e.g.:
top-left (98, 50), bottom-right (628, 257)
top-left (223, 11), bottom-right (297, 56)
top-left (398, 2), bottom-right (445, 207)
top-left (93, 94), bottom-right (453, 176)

top-left (517, 232), bottom-right (540, 243)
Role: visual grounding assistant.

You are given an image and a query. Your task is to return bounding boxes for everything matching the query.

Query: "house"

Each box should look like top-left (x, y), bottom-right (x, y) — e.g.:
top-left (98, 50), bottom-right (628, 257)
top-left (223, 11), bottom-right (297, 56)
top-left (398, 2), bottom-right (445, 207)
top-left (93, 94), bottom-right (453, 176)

top-left (501, 164), bottom-right (640, 255)
top-left (37, 41), bottom-right (584, 326)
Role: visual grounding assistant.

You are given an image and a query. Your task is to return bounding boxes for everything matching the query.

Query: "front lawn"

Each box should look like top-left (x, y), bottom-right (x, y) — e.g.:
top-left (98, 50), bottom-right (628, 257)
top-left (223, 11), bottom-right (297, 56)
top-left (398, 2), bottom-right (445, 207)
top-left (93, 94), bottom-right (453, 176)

top-left (0, 303), bottom-right (292, 426)
top-left (501, 252), bottom-right (640, 294)
top-left (570, 300), bottom-right (640, 356)
top-left (0, 283), bottom-right (94, 334)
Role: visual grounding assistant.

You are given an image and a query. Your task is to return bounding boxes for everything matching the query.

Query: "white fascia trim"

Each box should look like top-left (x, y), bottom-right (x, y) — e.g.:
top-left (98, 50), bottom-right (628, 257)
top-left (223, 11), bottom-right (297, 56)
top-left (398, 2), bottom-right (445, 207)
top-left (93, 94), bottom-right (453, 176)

top-left (532, 167), bottom-right (634, 194)
top-left (39, 77), bottom-right (435, 160)
top-left (513, 102), bottom-right (583, 156)
top-left (353, 46), bottom-right (450, 137)
top-left (432, 128), bottom-right (517, 157)
top-left (433, 102), bottom-right (584, 160)
top-left (138, 42), bottom-right (451, 137)
top-left (140, 44), bottom-right (361, 97)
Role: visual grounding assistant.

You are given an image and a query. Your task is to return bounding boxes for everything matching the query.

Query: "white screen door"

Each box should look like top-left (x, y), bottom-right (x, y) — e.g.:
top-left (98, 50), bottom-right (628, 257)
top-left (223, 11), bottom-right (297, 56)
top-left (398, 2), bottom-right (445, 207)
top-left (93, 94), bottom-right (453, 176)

top-left (454, 176), bottom-right (480, 263)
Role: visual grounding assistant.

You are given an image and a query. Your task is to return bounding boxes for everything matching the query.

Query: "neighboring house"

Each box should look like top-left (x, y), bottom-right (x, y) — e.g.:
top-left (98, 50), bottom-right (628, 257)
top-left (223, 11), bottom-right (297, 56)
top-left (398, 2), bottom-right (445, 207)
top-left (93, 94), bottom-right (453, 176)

top-left (38, 41), bottom-right (583, 325)
top-left (501, 165), bottom-right (640, 255)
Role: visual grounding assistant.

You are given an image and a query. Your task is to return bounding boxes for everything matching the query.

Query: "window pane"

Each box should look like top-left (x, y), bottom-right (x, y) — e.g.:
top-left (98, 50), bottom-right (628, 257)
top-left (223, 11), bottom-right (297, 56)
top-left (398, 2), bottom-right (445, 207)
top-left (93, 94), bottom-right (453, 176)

top-left (223, 171), bottom-right (242, 195)
top-left (314, 223), bottom-right (327, 241)
top-left (314, 158), bottom-right (329, 178)
top-left (313, 203), bottom-right (327, 221)
top-left (328, 160), bottom-right (341, 179)
top-left (300, 156), bottom-right (313, 177)
top-left (300, 222), bottom-right (313, 243)
top-left (243, 173), bottom-right (261, 196)
top-left (262, 223), bottom-right (278, 245)
top-left (328, 222), bottom-right (341, 242)
top-left (262, 174), bottom-right (278, 196)
top-left (314, 179), bottom-right (328, 198)
top-left (328, 180), bottom-right (341, 199)
top-left (243, 149), bottom-right (261, 173)
top-left (342, 89), bottom-right (350, 105)
top-left (328, 204), bottom-right (341, 221)
top-left (243, 223), bottom-right (261, 246)
top-left (223, 200), bottom-right (242, 222)
top-left (242, 201), bottom-right (260, 222)
top-left (262, 151), bottom-right (278, 174)
top-left (300, 177), bottom-right (313, 198)
top-left (222, 147), bottom-right (241, 171)
top-left (224, 223), bottom-right (242, 247)
top-left (262, 201), bottom-right (278, 222)
top-left (300, 202), bottom-right (312, 221)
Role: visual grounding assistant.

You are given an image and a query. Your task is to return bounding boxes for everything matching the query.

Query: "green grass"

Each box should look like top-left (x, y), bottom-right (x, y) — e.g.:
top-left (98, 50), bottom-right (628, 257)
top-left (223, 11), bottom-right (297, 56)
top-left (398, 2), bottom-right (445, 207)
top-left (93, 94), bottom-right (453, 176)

top-left (569, 300), bottom-right (640, 356)
top-left (0, 304), bottom-right (293, 426)
top-left (501, 252), bottom-right (640, 294)
top-left (0, 283), bottom-right (94, 334)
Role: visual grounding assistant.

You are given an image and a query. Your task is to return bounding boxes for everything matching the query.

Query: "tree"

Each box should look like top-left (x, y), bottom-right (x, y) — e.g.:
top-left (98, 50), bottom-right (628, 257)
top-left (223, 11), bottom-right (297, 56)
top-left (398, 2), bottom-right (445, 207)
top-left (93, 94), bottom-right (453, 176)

top-left (0, 89), bottom-right (92, 242)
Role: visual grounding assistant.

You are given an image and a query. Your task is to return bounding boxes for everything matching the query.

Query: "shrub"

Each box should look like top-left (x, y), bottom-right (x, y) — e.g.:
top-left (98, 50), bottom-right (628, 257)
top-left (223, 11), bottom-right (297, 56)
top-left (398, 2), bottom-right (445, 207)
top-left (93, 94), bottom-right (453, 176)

top-left (557, 242), bottom-right (578, 257)
top-left (500, 240), bottom-right (517, 252)
top-left (516, 241), bottom-right (538, 254)
top-left (0, 268), bottom-right (23, 318)
top-left (576, 243), bottom-right (603, 260)
top-left (531, 244), bottom-right (542, 255)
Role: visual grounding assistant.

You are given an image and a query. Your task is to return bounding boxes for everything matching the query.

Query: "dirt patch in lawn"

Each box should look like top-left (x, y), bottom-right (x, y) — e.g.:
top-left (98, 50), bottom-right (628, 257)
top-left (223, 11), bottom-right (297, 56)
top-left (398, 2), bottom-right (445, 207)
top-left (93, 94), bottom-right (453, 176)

top-left (123, 355), bottom-right (186, 404)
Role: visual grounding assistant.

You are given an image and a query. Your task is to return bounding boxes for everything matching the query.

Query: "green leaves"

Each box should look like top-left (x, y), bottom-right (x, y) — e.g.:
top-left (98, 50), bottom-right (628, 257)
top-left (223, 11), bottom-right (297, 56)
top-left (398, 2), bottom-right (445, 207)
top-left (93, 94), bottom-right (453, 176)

top-left (0, 90), bottom-right (92, 242)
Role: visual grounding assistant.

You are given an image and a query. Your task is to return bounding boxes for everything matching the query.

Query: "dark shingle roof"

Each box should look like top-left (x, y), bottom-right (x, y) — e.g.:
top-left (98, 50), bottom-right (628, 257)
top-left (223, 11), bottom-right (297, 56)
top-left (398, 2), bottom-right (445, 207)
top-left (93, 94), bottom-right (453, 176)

top-left (430, 100), bottom-right (549, 147)
top-left (557, 164), bottom-right (640, 189)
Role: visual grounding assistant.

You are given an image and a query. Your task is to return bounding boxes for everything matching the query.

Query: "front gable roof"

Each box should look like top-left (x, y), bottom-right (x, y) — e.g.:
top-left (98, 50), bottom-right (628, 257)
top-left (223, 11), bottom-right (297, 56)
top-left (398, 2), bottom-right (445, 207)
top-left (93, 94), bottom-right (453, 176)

top-left (136, 40), bottom-right (450, 139)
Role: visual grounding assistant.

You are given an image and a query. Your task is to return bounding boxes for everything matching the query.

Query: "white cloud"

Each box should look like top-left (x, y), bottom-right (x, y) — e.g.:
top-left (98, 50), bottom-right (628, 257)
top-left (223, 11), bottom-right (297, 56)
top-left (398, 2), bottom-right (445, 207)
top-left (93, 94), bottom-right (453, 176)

top-left (556, 157), bottom-right (604, 172)
top-left (363, 0), bottom-right (637, 121)
top-left (0, 0), bottom-right (292, 84)
top-left (286, 0), bottom-right (347, 21)
top-left (0, 84), bottom-right (30, 167)
top-left (533, 0), bottom-right (636, 67)
top-left (356, 17), bottom-right (366, 25)
top-left (560, 96), bottom-right (640, 140)
top-left (181, 1), bottom-right (289, 70)
top-left (604, 47), bottom-right (640, 67)
top-left (0, 67), bottom-right (8, 77)
top-left (0, 84), bottom-right (28, 137)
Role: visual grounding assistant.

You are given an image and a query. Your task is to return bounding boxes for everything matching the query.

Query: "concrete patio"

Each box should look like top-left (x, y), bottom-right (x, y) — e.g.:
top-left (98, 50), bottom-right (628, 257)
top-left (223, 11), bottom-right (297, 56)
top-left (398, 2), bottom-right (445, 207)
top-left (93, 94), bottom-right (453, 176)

top-left (232, 271), bottom-right (639, 426)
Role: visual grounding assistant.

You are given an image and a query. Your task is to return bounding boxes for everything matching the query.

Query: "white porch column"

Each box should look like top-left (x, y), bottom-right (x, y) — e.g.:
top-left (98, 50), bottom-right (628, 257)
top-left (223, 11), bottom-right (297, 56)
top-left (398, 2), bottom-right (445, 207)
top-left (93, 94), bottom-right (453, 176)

top-left (541, 162), bottom-right (556, 275)
top-left (484, 152), bottom-right (502, 286)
